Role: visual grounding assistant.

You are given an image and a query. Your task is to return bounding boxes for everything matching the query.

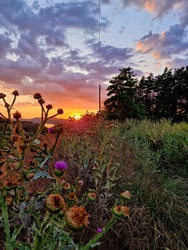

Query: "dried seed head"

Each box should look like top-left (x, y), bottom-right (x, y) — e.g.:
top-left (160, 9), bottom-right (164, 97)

top-left (46, 194), bottom-right (66, 213)
top-left (13, 111), bottom-right (22, 120)
top-left (12, 90), bottom-right (19, 96)
top-left (46, 104), bottom-right (53, 110)
top-left (57, 108), bottom-right (64, 114)
top-left (38, 98), bottom-right (45, 104)
top-left (65, 206), bottom-right (89, 231)
top-left (0, 93), bottom-right (6, 99)
top-left (33, 93), bottom-right (42, 99)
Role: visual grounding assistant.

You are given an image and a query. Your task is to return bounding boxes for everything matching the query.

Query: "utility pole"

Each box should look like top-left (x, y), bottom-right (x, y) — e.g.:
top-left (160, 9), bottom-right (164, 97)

top-left (99, 84), bottom-right (101, 112)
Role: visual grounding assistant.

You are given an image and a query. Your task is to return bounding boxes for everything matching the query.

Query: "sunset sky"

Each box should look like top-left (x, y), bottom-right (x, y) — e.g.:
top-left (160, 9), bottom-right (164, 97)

top-left (0, 0), bottom-right (188, 119)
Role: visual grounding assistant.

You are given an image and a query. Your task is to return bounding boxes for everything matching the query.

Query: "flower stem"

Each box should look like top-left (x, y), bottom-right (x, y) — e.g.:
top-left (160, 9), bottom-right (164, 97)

top-left (1, 202), bottom-right (14, 250)
top-left (81, 216), bottom-right (118, 250)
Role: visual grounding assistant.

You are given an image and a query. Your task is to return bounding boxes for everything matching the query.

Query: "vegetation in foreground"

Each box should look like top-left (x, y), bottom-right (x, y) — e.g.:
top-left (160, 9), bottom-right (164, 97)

top-left (0, 91), bottom-right (188, 250)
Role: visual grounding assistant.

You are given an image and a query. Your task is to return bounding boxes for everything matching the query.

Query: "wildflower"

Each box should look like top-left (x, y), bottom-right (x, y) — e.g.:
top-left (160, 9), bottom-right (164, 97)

top-left (48, 127), bottom-right (54, 133)
top-left (0, 93), bottom-right (6, 98)
top-left (18, 193), bottom-right (25, 202)
top-left (121, 206), bottom-right (130, 217)
top-left (46, 194), bottom-right (66, 213)
top-left (54, 160), bottom-right (68, 177)
top-left (38, 98), bottom-right (45, 104)
top-left (12, 90), bottom-right (19, 96)
top-left (13, 111), bottom-right (21, 120)
top-left (65, 206), bottom-right (89, 231)
top-left (3, 180), bottom-right (19, 190)
top-left (63, 182), bottom-right (71, 190)
top-left (57, 108), bottom-right (64, 114)
top-left (87, 192), bottom-right (97, 201)
top-left (112, 205), bottom-right (122, 217)
top-left (6, 196), bottom-right (13, 206)
top-left (97, 228), bottom-right (102, 233)
top-left (46, 104), bottom-right (53, 110)
top-left (120, 190), bottom-right (131, 200)
top-left (68, 192), bottom-right (77, 201)
top-left (78, 180), bottom-right (84, 187)
top-left (24, 206), bottom-right (30, 213)
top-left (54, 160), bottom-right (68, 170)
top-left (33, 93), bottom-right (42, 99)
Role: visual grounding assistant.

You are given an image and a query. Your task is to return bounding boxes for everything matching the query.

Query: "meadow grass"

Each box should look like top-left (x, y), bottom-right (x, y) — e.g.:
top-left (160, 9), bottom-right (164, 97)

top-left (48, 118), bottom-right (188, 249)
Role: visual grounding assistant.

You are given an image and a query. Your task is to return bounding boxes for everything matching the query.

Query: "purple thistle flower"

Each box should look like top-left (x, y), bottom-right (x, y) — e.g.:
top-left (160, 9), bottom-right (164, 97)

top-left (54, 160), bottom-right (68, 170)
top-left (48, 127), bottom-right (54, 133)
top-left (97, 228), bottom-right (102, 233)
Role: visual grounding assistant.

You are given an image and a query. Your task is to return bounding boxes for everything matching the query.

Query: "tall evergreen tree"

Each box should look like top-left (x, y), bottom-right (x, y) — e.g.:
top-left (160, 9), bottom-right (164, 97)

top-left (104, 67), bottom-right (145, 120)
top-left (173, 66), bottom-right (188, 122)
top-left (136, 73), bottom-right (156, 118)
top-left (154, 67), bottom-right (175, 119)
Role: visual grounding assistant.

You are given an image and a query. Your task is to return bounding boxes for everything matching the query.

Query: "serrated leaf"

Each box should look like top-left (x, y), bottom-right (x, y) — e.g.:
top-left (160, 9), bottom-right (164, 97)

top-left (34, 171), bottom-right (53, 180)
top-left (11, 224), bottom-right (24, 242)
top-left (89, 242), bottom-right (101, 248)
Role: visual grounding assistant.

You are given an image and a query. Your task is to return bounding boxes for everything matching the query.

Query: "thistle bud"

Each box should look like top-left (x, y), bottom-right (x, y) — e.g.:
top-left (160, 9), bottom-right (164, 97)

top-left (121, 206), bottom-right (130, 217)
top-left (57, 108), bottom-right (64, 114)
top-left (12, 90), bottom-right (19, 96)
top-left (112, 205), bottom-right (122, 217)
top-left (67, 192), bottom-right (77, 201)
top-left (46, 104), bottom-right (53, 110)
top-left (5, 103), bottom-right (10, 108)
top-left (46, 194), bottom-right (66, 214)
top-left (0, 93), bottom-right (6, 99)
top-left (120, 190), bottom-right (131, 200)
top-left (34, 93), bottom-right (42, 99)
top-left (87, 192), bottom-right (97, 201)
top-left (38, 98), bottom-right (45, 104)
top-left (13, 111), bottom-right (21, 120)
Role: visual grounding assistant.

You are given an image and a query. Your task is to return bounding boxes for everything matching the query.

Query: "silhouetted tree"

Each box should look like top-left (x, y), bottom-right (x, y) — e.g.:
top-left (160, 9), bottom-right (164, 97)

top-left (104, 66), bottom-right (188, 122)
top-left (104, 67), bottom-right (146, 120)
top-left (136, 73), bottom-right (156, 118)
top-left (154, 67), bottom-right (188, 122)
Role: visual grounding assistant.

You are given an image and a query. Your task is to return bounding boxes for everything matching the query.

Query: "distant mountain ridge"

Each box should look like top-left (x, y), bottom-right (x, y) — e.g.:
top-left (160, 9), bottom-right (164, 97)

top-left (22, 117), bottom-right (67, 124)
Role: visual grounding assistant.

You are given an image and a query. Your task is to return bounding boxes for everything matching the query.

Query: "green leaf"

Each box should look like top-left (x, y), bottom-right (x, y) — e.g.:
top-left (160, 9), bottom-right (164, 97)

top-left (34, 171), bottom-right (53, 180)
top-left (11, 224), bottom-right (24, 242)
top-left (13, 242), bottom-right (31, 250)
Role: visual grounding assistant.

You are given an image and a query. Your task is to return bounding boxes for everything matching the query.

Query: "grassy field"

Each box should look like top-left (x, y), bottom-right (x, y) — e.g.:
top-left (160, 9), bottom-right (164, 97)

top-left (0, 116), bottom-right (188, 250)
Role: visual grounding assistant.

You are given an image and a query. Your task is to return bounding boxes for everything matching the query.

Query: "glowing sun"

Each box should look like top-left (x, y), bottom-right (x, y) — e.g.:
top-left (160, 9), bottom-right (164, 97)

top-left (71, 114), bottom-right (81, 120)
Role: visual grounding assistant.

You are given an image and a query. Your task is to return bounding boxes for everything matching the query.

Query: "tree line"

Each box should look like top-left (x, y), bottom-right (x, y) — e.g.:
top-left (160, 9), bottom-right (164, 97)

top-left (104, 66), bottom-right (188, 122)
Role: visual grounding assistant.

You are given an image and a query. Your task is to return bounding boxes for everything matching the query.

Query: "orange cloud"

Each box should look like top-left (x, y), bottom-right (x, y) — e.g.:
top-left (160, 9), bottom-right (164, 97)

top-left (144, 1), bottom-right (155, 12)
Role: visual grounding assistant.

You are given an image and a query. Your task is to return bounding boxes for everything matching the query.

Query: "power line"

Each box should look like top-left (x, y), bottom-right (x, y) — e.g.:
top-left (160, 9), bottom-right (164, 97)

top-left (98, 0), bottom-right (101, 112)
